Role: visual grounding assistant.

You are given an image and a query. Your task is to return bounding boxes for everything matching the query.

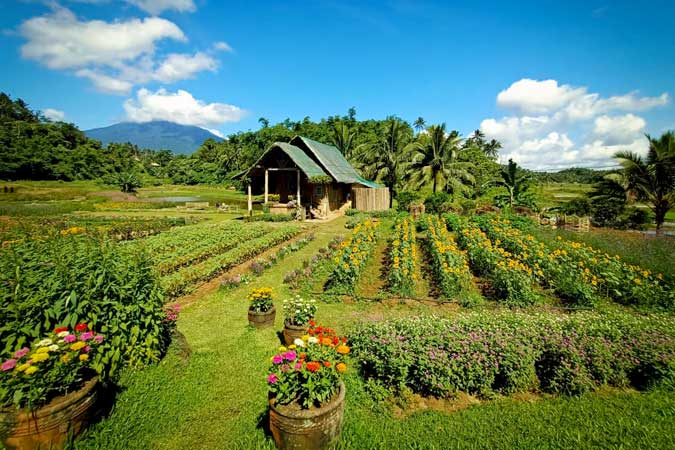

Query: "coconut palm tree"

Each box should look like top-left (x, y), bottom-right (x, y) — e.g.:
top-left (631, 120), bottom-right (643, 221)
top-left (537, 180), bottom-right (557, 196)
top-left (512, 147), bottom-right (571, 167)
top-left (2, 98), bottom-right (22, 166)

top-left (330, 122), bottom-right (356, 159)
top-left (493, 159), bottom-right (535, 209)
top-left (362, 118), bottom-right (412, 207)
top-left (614, 131), bottom-right (675, 234)
top-left (407, 124), bottom-right (474, 195)
top-left (413, 117), bottom-right (426, 134)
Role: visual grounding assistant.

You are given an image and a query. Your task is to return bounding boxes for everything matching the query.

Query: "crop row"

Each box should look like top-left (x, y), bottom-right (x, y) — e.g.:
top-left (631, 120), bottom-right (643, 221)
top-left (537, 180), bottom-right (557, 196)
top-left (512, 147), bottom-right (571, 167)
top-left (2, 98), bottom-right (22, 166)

top-left (424, 215), bottom-right (472, 299)
top-left (161, 225), bottom-right (300, 299)
top-left (475, 216), bottom-right (598, 307)
top-left (325, 219), bottom-right (380, 293)
top-left (388, 216), bottom-right (418, 296)
top-left (448, 216), bottom-right (539, 306)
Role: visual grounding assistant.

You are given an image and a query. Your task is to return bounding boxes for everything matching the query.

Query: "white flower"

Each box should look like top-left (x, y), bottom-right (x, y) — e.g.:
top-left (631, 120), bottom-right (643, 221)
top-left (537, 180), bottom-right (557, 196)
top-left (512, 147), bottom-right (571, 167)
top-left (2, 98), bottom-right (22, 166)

top-left (293, 338), bottom-right (305, 347)
top-left (57, 331), bottom-right (69, 338)
top-left (48, 344), bottom-right (60, 352)
top-left (37, 339), bottom-right (53, 347)
top-left (308, 336), bottom-right (319, 344)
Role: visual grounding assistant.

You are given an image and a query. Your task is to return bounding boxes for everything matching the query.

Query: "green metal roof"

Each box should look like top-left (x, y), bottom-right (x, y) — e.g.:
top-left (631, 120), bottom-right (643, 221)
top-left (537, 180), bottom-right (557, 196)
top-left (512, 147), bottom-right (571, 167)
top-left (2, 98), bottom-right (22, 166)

top-left (290, 136), bottom-right (382, 187)
top-left (243, 142), bottom-right (328, 179)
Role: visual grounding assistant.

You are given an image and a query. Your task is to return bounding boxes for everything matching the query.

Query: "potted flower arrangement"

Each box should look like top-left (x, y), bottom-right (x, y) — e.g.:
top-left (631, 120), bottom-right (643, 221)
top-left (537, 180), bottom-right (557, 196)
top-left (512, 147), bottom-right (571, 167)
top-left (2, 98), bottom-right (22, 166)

top-left (267, 323), bottom-right (350, 450)
top-left (0, 323), bottom-right (105, 450)
top-left (247, 287), bottom-right (276, 328)
top-left (282, 296), bottom-right (317, 345)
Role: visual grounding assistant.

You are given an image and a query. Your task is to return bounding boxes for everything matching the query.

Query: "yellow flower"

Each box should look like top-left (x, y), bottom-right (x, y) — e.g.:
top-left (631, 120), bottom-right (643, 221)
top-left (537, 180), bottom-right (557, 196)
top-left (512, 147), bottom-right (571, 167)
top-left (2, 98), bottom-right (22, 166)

top-left (16, 363), bottom-right (31, 372)
top-left (333, 257), bottom-right (340, 263)
top-left (288, 344), bottom-right (297, 350)
top-left (278, 346), bottom-right (287, 352)
top-left (70, 341), bottom-right (85, 351)
top-left (36, 347), bottom-right (50, 354)
top-left (25, 366), bottom-right (38, 375)
top-left (31, 352), bottom-right (49, 362)
top-left (79, 354), bottom-right (89, 362)
top-left (61, 354), bottom-right (71, 363)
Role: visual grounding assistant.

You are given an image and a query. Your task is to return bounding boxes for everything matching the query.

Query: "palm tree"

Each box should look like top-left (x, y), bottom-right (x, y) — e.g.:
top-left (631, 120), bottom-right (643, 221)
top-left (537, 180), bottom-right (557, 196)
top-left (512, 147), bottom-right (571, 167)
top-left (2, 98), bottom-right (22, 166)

top-left (362, 118), bottom-right (412, 207)
top-left (493, 159), bottom-right (534, 208)
top-left (614, 132), bottom-right (675, 234)
top-left (413, 117), bottom-right (426, 134)
top-left (483, 139), bottom-right (502, 159)
top-left (258, 117), bottom-right (269, 128)
top-left (407, 124), bottom-right (474, 195)
top-left (330, 122), bottom-right (356, 159)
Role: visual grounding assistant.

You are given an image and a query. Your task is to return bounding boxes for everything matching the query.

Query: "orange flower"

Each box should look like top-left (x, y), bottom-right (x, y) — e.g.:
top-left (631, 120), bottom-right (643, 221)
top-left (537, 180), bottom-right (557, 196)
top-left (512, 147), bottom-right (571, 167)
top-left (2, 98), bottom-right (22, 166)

top-left (321, 337), bottom-right (333, 346)
top-left (306, 361), bottom-right (321, 372)
top-left (336, 363), bottom-right (347, 373)
top-left (336, 345), bottom-right (350, 355)
top-left (323, 361), bottom-right (331, 368)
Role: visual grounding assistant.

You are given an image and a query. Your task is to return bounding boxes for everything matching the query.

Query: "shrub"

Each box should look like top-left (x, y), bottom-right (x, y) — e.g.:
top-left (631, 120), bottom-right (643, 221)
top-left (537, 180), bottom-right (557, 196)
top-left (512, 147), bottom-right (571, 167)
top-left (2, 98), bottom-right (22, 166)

top-left (424, 192), bottom-right (452, 214)
top-left (349, 311), bottom-right (675, 399)
top-left (395, 191), bottom-right (419, 212)
top-left (0, 233), bottom-right (170, 379)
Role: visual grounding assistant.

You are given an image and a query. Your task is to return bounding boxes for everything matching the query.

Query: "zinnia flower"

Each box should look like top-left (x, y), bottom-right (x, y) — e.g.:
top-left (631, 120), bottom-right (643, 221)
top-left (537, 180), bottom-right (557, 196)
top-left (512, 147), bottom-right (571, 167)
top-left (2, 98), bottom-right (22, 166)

top-left (63, 334), bottom-right (76, 344)
top-left (48, 344), bottom-right (59, 352)
top-left (293, 338), bottom-right (305, 348)
top-left (272, 355), bottom-right (283, 365)
top-left (54, 327), bottom-right (68, 334)
top-left (70, 342), bottom-right (85, 351)
top-left (79, 354), bottom-right (89, 361)
top-left (306, 361), bottom-right (321, 372)
top-left (336, 345), bottom-right (350, 355)
top-left (267, 374), bottom-right (278, 384)
top-left (294, 362), bottom-right (302, 370)
top-left (37, 339), bottom-right (53, 347)
top-left (283, 351), bottom-right (297, 361)
top-left (323, 361), bottom-right (331, 368)
top-left (31, 352), bottom-right (49, 362)
top-left (25, 366), bottom-right (38, 375)
top-left (80, 332), bottom-right (94, 341)
top-left (1, 359), bottom-right (16, 371)
top-left (308, 337), bottom-right (319, 344)
top-left (16, 363), bottom-right (31, 372)
top-left (336, 363), bottom-right (347, 373)
top-left (14, 347), bottom-right (29, 358)
top-left (94, 334), bottom-right (104, 344)
top-left (75, 323), bottom-right (88, 332)
top-left (57, 331), bottom-right (69, 338)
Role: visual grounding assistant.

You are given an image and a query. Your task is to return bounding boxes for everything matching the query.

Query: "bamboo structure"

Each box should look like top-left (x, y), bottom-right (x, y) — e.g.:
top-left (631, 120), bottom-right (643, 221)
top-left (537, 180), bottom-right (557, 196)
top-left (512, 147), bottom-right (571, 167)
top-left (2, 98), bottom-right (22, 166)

top-left (351, 187), bottom-right (389, 211)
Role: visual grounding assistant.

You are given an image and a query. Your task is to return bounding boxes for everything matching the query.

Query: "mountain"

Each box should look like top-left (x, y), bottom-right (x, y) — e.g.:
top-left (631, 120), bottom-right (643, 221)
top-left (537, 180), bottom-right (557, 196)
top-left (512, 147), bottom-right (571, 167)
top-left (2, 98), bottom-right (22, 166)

top-left (85, 121), bottom-right (222, 154)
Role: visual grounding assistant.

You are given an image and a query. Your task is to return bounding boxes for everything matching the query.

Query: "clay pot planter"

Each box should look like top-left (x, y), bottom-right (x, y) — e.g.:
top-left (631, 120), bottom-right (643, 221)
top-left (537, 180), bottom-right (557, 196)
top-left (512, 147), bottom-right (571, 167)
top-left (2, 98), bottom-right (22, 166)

top-left (269, 381), bottom-right (345, 450)
top-left (248, 306), bottom-right (276, 328)
top-left (1, 377), bottom-right (99, 450)
top-left (282, 321), bottom-right (307, 346)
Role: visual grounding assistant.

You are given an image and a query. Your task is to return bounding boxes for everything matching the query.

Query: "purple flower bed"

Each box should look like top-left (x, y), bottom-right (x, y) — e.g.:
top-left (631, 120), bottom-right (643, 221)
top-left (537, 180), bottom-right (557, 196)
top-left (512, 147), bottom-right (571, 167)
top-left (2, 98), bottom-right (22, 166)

top-left (349, 311), bottom-right (675, 398)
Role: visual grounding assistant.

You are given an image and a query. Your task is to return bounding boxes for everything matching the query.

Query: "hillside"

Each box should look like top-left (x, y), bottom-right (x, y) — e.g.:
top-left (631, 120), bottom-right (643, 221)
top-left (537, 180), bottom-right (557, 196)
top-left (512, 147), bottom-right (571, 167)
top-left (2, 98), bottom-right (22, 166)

top-left (85, 121), bottom-right (222, 154)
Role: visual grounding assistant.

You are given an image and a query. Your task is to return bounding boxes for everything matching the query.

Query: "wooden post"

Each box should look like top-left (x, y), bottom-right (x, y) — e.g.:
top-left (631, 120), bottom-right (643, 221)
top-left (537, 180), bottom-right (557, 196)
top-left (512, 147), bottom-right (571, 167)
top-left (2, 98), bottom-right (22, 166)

top-left (247, 183), bottom-right (252, 215)
top-left (264, 169), bottom-right (269, 204)
top-left (296, 169), bottom-right (301, 206)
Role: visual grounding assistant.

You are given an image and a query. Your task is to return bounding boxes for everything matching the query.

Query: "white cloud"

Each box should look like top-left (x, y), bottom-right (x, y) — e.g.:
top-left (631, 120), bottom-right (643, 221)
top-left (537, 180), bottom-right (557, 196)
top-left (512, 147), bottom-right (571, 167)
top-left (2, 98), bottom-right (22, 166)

top-left (205, 128), bottom-right (225, 138)
top-left (20, 7), bottom-right (185, 70)
top-left (19, 7), bottom-right (226, 95)
top-left (125, 0), bottom-right (196, 15)
top-left (42, 108), bottom-right (65, 121)
top-left (481, 78), bottom-right (669, 170)
top-left (123, 88), bottom-right (246, 127)
top-left (213, 41), bottom-right (233, 52)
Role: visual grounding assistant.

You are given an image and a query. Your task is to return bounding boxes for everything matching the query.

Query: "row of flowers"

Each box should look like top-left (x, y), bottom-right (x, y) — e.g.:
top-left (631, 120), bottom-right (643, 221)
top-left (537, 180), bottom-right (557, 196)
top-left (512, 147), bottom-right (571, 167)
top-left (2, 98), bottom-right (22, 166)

top-left (424, 215), bottom-right (473, 299)
top-left (283, 236), bottom-right (345, 290)
top-left (475, 216), bottom-right (598, 308)
top-left (387, 216), bottom-right (418, 296)
top-left (325, 219), bottom-right (380, 293)
top-left (450, 217), bottom-right (540, 306)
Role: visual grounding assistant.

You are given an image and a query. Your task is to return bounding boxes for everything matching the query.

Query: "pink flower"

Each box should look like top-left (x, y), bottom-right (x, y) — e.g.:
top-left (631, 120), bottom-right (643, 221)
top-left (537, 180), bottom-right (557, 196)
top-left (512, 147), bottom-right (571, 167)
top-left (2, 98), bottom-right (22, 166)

top-left (83, 346), bottom-right (91, 353)
top-left (63, 334), bottom-right (76, 343)
top-left (80, 332), bottom-right (94, 341)
top-left (1, 359), bottom-right (16, 371)
top-left (94, 335), bottom-right (104, 344)
top-left (14, 348), bottom-right (29, 358)
top-left (267, 374), bottom-right (278, 384)
top-left (272, 355), bottom-right (283, 364)
top-left (283, 351), bottom-right (297, 361)
top-left (294, 362), bottom-right (302, 370)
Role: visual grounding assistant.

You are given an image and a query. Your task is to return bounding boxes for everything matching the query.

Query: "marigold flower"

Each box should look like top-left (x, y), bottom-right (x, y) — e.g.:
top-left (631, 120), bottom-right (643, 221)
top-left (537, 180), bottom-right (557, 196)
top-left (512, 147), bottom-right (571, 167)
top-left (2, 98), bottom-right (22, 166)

top-left (336, 363), bottom-right (347, 373)
top-left (336, 345), bottom-right (350, 355)
top-left (31, 352), bottom-right (49, 362)
top-left (79, 354), bottom-right (89, 362)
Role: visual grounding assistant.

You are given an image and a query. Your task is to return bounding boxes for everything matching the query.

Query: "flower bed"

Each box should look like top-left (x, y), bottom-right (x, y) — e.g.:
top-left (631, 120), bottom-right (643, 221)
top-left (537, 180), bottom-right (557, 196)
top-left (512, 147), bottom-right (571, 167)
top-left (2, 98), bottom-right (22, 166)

top-left (284, 236), bottom-right (344, 290)
top-left (424, 215), bottom-right (473, 300)
top-left (450, 218), bottom-right (539, 306)
top-left (325, 219), bottom-right (380, 294)
top-left (349, 311), bottom-right (675, 398)
top-left (387, 216), bottom-right (418, 297)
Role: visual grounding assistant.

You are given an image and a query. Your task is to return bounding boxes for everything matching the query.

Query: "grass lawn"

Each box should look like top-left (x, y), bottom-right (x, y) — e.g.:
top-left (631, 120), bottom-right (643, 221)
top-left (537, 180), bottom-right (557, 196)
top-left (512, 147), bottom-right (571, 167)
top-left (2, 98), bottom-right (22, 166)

top-left (70, 216), bottom-right (675, 450)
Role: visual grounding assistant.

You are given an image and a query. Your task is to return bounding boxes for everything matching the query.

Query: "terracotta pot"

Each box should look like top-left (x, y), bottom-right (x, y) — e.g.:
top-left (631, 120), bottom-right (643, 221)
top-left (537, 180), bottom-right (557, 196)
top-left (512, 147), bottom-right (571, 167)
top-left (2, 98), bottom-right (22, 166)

top-left (1, 377), bottom-right (99, 450)
top-left (282, 321), bottom-right (307, 346)
top-left (269, 381), bottom-right (345, 450)
top-left (248, 306), bottom-right (276, 328)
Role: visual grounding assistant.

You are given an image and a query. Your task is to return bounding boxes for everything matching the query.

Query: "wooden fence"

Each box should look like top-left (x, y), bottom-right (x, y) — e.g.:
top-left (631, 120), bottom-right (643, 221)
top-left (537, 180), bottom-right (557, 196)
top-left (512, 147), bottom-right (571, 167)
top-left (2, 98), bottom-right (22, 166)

top-left (351, 187), bottom-right (390, 211)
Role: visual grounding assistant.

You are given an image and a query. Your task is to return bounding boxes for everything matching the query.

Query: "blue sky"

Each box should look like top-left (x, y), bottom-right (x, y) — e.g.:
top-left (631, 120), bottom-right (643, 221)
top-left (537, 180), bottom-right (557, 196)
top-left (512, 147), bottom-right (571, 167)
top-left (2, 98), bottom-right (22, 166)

top-left (1, 0), bottom-right (674, 169)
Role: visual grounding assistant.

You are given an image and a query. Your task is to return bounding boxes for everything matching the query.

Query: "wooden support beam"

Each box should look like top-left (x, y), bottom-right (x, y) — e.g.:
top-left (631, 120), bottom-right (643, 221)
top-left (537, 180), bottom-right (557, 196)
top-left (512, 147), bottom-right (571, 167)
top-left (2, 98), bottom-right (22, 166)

top-left (296, 169), bottom-right (301, 207)
top-left (264, 169), bottom-right (269, 204)
top-left (247, 183), bottom-right (252, 215)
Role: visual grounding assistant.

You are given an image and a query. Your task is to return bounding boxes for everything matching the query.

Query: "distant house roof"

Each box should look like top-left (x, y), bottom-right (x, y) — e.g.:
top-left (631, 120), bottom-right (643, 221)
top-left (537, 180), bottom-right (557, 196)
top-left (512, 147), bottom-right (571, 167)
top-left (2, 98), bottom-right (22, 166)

top-left (238, 136), bottom-right (382, 188)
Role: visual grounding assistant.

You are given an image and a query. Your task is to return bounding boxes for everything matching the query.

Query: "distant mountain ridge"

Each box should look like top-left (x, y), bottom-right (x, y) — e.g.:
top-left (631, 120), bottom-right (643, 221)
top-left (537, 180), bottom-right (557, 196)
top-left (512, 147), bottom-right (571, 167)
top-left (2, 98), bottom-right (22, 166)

top-left (85, 121), bottom-right (222, 154)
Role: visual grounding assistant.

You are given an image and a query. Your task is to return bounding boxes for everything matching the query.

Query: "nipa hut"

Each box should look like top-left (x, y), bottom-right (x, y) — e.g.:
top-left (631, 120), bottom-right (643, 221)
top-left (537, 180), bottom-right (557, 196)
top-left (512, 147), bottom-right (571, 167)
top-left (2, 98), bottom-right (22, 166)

top-left (238, 136), bottom-right (389, 218)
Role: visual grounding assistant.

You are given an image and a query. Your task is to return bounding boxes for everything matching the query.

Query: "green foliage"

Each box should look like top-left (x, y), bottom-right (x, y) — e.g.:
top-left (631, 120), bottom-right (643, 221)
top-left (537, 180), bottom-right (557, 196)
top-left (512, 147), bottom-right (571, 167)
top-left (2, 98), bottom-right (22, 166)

top-left (423, 192), bottom-right (453, 214)
top-left (394, 191), bottom-right (419, 211)
top-left (115, 171), bottom-right (143, 193)
top-left (247, 212), bottom-right (294, 222)
top-left (0, 233), bottom-right (170, 380)
top-left (349, 311), bottom-right (675, 399)
top-left (493, 159), bottom-right (537, 210)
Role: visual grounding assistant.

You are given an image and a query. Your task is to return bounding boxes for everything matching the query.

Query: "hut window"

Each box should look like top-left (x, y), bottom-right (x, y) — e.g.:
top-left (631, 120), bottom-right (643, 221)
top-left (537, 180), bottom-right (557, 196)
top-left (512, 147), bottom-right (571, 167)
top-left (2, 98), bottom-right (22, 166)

top-left (315, 185), bottom-right (324, 197)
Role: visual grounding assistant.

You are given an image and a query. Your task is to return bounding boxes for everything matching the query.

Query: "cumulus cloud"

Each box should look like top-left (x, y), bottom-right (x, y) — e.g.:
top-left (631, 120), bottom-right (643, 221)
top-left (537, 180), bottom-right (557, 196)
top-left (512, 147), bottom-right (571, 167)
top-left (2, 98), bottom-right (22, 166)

top-left (124, 88), bottom-right (245, 127)
top-left (19, 7), bottom-right (225, 95)
top-left (125, 0), bottom-right (196, 15)
top-left (42, 108), bottom-right (65, 121)
top-left (213, 41), bottom-right (233, 52)
top-left (481, 78), bottom-right (669, 170)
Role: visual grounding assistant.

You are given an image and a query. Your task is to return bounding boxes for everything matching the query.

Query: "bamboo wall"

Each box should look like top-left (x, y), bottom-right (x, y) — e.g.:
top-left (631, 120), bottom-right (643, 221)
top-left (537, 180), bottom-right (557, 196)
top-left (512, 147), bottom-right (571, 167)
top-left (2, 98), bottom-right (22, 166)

top-left (351, 187), bottom-right (390, 211)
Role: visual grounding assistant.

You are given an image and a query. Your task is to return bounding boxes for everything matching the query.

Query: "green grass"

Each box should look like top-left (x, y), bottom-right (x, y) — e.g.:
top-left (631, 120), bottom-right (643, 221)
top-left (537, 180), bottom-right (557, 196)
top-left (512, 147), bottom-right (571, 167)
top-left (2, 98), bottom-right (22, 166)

top-left (67, 216), bottom-right (675, 450)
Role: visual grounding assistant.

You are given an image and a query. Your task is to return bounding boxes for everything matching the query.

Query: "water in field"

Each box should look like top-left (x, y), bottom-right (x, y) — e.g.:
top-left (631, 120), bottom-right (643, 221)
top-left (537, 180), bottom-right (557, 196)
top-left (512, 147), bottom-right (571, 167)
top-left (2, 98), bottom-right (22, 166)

top-left (148, 196), bottom-right (207, 202)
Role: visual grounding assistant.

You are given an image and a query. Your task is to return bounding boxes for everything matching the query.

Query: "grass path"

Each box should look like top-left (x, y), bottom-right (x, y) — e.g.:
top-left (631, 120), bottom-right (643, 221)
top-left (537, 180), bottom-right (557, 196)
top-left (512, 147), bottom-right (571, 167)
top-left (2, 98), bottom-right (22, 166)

top-left (72, 216), bottom-right (675, 450)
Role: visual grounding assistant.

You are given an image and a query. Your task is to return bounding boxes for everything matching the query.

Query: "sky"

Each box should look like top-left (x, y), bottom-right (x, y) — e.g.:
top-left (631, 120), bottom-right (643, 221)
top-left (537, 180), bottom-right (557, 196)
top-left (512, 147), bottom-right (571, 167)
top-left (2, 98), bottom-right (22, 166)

top-left (1, 0), bottom-right (674, 170)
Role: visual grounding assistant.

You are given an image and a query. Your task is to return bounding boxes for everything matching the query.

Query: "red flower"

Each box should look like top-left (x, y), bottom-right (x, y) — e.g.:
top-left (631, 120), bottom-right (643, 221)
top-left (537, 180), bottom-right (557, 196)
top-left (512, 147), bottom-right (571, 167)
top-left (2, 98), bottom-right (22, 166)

top-left (75, 323), bottom-right (88, 332)
top-left (306, 361), bottom-right (321, 372)
top-left (341, 337), bottom-right (347, 343)
top-left (332, 337), bottom-right (339, 345)
top-left (54, 326), bottom-right (68, 334)
top-left (309, 319), bottom-right (315, 327)
top-left (323, 361), bottom-right (331, 368)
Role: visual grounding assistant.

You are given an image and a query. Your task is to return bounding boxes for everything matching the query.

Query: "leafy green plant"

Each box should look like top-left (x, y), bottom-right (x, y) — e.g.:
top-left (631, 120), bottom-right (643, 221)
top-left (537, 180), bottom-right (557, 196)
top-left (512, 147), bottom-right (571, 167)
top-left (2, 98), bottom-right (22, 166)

top-left (247, 287), bottom-right (274, 313)
top-left (282, 295), bottom-right (317, 326)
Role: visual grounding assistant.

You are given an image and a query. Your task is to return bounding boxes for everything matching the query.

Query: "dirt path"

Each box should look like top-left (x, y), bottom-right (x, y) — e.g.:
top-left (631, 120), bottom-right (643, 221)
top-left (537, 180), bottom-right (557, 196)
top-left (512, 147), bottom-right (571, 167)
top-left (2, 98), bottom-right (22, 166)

top-left (355, 237), bottom-right (389, 299)
top-left (412, 240), bottom-right (434, 299)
